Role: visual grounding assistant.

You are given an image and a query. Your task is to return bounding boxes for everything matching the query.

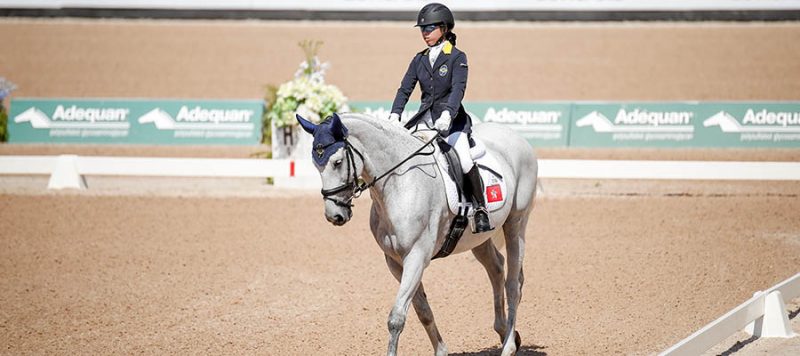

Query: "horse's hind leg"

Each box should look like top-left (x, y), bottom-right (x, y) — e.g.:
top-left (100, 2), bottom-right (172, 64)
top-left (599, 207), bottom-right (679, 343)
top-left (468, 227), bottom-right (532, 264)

top-left (384, 254), bottom-right (447, 356)
top-left (471, 238), bottom-right (508, 343)
top-left (501, 212), bottom-right (529, 356)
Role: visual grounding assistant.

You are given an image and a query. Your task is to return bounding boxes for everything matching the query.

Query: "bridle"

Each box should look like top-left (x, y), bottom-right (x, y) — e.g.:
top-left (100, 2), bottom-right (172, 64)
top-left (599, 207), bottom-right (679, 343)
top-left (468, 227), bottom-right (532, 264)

top-left (320, 135), bottom-right (438, 208)
top-left (319, 139), bottom-right (365, 208)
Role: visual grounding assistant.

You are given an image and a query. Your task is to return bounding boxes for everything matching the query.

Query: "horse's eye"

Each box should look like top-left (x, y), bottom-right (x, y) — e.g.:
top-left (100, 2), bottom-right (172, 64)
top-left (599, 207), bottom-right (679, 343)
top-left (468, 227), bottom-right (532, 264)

top-left (334, 159), bottom-right (343, 167)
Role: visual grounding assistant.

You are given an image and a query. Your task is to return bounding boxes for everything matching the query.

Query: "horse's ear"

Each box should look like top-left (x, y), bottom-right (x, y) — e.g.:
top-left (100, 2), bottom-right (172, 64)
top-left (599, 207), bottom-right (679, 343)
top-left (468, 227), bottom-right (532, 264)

top-left (330, 113), bottom-right (348, 140)
top-left (296, 114), bottom-right (317, 134)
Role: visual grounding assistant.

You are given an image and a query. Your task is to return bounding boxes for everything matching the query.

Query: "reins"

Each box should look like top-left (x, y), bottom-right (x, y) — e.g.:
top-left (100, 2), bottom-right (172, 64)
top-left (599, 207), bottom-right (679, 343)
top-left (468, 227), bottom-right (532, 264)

top-left (320, 135), bottom-right (438, 207)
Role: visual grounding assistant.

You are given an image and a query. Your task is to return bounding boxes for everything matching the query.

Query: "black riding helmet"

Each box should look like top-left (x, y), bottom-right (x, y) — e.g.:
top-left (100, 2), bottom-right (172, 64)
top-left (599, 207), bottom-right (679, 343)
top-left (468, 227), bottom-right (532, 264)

top-left (415, 3), bottom-right (455, 30)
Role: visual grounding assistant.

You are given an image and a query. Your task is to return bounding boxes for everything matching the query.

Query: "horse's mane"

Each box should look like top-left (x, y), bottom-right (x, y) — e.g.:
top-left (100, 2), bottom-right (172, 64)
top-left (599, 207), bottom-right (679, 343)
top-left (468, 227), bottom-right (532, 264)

top-left (337, 112), bottom-right (421, 147)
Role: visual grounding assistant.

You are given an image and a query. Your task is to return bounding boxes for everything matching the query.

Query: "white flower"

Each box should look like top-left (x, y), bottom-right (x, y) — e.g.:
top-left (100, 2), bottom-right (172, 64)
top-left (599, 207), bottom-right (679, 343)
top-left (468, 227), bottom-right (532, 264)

top-left (296, 103), bottom-right (320, 123)
top-left (267, 55), bottom-right (348, 127)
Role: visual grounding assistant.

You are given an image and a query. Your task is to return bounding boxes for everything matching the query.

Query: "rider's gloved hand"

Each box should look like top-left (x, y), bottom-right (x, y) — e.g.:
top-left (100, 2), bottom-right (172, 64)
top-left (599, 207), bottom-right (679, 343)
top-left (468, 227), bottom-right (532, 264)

top-left (434, 111), bottom-right (451, 133)
top-left (389, 113), bottom-right (401, 122)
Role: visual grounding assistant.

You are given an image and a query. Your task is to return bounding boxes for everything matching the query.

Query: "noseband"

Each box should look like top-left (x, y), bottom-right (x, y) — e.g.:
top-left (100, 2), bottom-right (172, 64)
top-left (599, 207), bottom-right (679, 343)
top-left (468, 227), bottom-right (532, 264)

top-left (319, 135), bottom-right (437, 208)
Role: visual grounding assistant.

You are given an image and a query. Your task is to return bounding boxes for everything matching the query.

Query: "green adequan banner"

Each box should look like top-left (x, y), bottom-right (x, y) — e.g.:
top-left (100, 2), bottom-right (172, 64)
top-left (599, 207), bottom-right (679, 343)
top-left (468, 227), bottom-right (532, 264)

top-left (569, 102), bottom-right (698, 147)
top-left (8, 99), bottom-right (799, 147)
top-left (468, 102), bottom-right (571, 147)
top-left (696, 103), bottom-right (800, 147)
top-left (351, 101), bottom-right (800, 148)
top-left (9, 99), bottom-right (263, 145)
top-left (350, 101), bottom-right (571, 147)
top-left (569, 102), bottom-right (800, 148)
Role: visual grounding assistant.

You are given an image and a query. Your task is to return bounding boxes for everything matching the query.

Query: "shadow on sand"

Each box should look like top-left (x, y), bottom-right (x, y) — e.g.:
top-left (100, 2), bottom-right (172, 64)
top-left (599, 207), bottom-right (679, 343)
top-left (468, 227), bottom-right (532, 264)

top-left (449, 344), bottom-right (548, 356)
top-left (717, 335), bottom-right (759, 356)
top-left (789, 304), bottom-right (800, 320)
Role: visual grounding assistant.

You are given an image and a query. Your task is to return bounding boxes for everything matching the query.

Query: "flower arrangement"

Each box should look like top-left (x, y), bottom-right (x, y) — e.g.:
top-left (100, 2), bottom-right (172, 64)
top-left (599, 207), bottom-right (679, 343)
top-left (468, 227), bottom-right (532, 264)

top-left (264, 40), bottom-right (349, 130)
top-left (0, 77), bottom-right (18, 142)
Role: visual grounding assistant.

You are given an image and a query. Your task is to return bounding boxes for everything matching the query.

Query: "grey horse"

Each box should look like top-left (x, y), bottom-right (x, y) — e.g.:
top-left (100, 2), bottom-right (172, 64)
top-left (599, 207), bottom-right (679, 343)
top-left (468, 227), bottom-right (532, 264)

top-left (296, 112), bottom-right (538, 356)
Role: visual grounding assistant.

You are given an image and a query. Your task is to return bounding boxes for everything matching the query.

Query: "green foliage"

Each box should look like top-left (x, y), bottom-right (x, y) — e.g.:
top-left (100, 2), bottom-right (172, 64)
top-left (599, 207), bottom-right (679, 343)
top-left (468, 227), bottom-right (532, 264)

top-left (0, 77), bottom-right (16, 142)
top-left (262, 84), bottom-right (278, 145)
top-left (0, 102), bottom-right (7, 142)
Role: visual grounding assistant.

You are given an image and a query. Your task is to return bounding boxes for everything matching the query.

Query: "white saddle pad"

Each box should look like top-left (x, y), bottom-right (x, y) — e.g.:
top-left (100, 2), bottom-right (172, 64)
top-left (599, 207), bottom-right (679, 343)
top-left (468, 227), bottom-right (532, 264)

top-left (426, 136), bottom-right (509, 215)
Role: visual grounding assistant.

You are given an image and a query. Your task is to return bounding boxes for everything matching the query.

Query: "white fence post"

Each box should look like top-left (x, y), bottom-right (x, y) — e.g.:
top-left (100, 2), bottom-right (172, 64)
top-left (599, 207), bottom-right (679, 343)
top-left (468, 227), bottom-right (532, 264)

top-left (745, 290), bottom-right (797, 338)
top-left (47, 155), bottom-right (87, 190)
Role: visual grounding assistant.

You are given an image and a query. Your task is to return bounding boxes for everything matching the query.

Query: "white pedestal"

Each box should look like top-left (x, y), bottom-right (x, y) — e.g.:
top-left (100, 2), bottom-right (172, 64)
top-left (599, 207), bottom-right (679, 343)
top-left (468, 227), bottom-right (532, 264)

top-left (745, 290), bottom-right (797, 338)
top-left (271, 122), bottom-right (321, 190)
top-left (47, 155), bottom-right (87, 190)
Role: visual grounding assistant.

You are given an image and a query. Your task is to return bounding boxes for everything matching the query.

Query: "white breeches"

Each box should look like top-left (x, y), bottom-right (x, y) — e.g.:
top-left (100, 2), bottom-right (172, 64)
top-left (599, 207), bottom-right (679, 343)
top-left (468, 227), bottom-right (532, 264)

top-left (416, 110), bottom-right (475, 173)
top-left (446, 131), bottom-right (475, 173)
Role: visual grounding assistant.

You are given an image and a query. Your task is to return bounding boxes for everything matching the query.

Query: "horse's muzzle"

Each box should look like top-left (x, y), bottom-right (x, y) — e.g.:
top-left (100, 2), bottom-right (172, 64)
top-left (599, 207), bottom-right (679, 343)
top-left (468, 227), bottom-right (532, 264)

top-left (326, 207), bottom-right (352, 226)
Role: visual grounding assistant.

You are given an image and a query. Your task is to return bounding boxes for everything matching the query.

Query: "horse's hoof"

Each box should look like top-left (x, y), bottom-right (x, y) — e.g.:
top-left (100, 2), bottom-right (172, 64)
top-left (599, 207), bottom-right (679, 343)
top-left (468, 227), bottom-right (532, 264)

top-left (500, 331), bottom-right (522, 349)
top-left (500, 332), bottom-right (522, 356)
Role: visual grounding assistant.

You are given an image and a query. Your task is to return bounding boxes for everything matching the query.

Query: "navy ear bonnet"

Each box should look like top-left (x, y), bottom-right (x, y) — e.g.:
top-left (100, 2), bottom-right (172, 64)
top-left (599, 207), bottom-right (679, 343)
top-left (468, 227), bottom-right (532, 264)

top-left (296, 113), bottom-right (349, 166)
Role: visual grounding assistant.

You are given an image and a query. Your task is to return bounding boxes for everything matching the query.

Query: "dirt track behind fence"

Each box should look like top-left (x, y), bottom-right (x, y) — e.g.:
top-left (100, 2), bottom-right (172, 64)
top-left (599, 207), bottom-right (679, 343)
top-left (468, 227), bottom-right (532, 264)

top-left (2, 18), bottom-right (799, 161)
top-left (1, 19), bottom-right (799, 102)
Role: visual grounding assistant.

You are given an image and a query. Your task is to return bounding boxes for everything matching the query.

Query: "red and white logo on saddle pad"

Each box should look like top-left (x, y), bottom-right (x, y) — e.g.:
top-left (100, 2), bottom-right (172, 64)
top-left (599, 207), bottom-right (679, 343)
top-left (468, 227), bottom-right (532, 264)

top-left (486, 184), bottom-right (503, 203)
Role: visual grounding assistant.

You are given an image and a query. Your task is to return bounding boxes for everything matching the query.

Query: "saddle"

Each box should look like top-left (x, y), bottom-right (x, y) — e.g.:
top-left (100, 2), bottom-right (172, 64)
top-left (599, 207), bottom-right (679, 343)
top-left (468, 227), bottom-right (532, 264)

top-left (412, 131), bottom-right (508, 259)
top-left (436, 139), bottom-right (507, 215)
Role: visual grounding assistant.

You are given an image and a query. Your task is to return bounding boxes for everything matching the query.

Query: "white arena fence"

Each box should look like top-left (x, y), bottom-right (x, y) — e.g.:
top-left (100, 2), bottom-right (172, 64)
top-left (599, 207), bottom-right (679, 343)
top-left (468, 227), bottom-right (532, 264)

top-left (660, 272), bottom-right (800, 355)
top-left (2, 155), bottom-right (800, 189)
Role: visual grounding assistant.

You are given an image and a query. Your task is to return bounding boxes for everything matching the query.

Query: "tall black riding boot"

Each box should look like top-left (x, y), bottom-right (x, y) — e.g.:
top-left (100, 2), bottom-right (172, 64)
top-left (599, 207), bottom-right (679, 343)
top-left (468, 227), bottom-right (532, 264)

top-left (465, 165), bottom-right (494, 233)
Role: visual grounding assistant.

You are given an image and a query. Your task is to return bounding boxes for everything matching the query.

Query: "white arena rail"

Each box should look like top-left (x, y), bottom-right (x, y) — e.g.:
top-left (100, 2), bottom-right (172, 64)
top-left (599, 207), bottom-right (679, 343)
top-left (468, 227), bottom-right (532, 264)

top-left (536, 160), bottom-right (800, 181)
top-left (0, 155), bottom-right (316, 189)
top-left (0, 155), bottom-right (296, 178)
top-left (660, 272), bottom-right (800, 356)
top-left (2, 155), bottom-right (800, 189)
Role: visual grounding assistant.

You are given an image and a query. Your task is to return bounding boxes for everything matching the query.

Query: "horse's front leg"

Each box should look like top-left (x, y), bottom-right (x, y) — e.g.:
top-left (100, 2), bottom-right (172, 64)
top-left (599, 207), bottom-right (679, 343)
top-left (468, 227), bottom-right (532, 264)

top-left (385, 247), bottom-right (430, 356)
top-left (385, 254), bottom-right (447, 356)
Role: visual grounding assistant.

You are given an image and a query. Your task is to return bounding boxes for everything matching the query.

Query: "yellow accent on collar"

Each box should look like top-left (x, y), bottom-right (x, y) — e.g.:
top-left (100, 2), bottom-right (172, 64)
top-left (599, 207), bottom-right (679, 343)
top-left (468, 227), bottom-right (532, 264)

top-left (443, 41), bottom-right (453, 54)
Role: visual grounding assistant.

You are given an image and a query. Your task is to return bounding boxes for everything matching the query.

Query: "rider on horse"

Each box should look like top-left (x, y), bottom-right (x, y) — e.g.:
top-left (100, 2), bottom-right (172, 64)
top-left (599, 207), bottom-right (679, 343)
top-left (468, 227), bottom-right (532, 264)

top-left (389, 3), bottom-right (493, 233)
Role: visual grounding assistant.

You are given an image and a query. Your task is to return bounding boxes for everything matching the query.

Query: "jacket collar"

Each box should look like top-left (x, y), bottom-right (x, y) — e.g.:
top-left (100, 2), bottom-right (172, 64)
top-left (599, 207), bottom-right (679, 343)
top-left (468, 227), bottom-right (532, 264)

top-left (423, 41), bottom-right (454, 73)
top-left (421, 41), bottom-right (453, 56)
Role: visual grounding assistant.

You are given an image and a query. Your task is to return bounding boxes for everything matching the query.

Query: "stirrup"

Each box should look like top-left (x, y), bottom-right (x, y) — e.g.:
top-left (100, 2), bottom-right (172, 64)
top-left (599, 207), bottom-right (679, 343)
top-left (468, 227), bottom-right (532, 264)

top-left (472, 206), bottom-right (494, 233)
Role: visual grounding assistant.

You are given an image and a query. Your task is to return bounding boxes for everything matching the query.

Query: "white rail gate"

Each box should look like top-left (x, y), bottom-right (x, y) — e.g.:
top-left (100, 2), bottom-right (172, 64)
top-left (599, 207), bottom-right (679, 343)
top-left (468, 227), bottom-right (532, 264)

top-left (2, 155), bottom-right (800, 190)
